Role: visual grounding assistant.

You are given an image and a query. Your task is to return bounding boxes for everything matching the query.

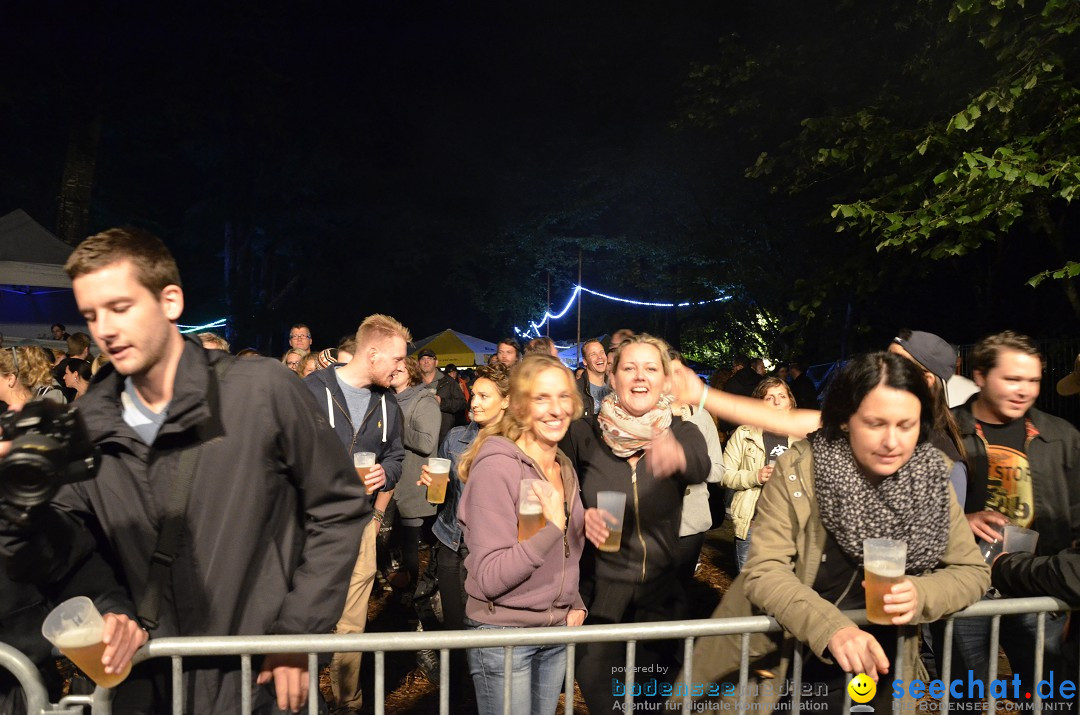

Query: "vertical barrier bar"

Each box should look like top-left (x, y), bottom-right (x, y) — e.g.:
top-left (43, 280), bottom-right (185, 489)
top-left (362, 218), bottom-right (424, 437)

top-left (893, 628), bottom-right (907, 715)
top-left (171, 655), bottom-right (183, 715)
top-left (681, 637), bottom-right (694, 713)
top-left (565, 643), bottom-right (576, 715)
top-left (307, 653), bottom-right (318, 715)
top-left (502, 647), bottom-right (513, 715)
top-left (439, 647), bottom-right (450, 715)
top-left (374, 650), bottom-right (386, 715)
top-left (988, 615), bottom-right (1001, 712)
top-left (241, 654), bottom-right (251, 715)
top-left (842, 671), bottom-right (853, 715)
top-left (737, 632), bottom-right (749, 709)
top-left (0, 643), bottom-right (50, 715)
top-left (1033, 612), bottom-right (1045, 712)
top-left (941, 618), bottom-right (954, 711)
top-left (625, 640), bottom-right (637, 712)
top-left (791, 644), bottom-right (803, 712)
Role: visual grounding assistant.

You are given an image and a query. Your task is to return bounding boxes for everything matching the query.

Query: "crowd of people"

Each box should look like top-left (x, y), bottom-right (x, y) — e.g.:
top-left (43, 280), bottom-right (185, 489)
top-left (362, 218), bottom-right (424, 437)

top-left (0, 225), bottom-right (1079, 715)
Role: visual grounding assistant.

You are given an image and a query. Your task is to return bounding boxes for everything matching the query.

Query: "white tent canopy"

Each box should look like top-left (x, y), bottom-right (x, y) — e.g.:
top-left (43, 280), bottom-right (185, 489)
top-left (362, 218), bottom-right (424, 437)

top-left (0, 209), bottom-right (73, 288)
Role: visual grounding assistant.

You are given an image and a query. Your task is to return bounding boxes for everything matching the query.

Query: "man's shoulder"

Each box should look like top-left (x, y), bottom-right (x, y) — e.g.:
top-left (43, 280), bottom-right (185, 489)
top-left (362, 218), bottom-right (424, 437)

top-left (1030, 406), bottom-right (1080, 443)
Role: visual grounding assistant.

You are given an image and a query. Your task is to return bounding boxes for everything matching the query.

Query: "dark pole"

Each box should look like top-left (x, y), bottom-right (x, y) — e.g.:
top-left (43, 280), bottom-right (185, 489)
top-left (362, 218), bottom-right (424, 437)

top-left (576, 248), bottom-right (583, 365)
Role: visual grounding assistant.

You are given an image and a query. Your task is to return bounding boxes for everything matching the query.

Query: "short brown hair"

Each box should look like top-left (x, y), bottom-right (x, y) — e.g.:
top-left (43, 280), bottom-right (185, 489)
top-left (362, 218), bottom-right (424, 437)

top-left (971, 330), bottom-right (1042, 376)
top-left (65, 227), bottom-right (182, 294)
top-left (355, 314), bottom-right (412, 349)
top-left (524, 336), bottom-right (556, 356)
top-left (66, 332), bottom-right (91, 357)
top-left (752, 376), bottom-right (797, 408)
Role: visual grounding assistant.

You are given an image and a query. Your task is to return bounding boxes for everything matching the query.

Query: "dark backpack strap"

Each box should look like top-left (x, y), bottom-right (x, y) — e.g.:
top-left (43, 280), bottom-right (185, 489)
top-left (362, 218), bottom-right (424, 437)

top-left (136, 356), bottom-right (230, 629)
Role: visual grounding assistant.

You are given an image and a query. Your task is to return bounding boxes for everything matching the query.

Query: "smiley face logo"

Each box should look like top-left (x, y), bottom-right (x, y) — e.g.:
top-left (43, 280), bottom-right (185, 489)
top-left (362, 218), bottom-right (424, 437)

top-left (848, 673), bottom-right (876, 703)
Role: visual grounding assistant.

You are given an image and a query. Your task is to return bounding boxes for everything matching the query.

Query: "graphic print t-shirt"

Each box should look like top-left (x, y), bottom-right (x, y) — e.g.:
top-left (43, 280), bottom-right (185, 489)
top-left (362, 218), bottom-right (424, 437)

top-left (978, 418), bottom-right (1034, 528)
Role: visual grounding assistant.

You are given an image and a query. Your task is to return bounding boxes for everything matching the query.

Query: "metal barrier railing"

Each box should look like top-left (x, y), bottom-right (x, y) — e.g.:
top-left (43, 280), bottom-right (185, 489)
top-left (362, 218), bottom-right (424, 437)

top-left (1, 596), bottom-right (1074, 715)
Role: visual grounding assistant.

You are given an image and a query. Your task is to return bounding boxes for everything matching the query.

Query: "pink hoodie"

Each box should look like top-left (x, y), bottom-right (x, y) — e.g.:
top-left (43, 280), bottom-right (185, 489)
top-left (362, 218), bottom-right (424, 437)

top-left (459, 436), bottom-right (587, 627)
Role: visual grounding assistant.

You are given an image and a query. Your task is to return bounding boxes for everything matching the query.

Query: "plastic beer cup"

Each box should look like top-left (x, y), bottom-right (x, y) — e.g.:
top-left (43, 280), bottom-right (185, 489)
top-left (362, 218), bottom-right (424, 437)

top-left (426, 457), bottom-right (451, 504)
top-left (42, 596), bottom-right (131, 689)
top-left (595, 491), bottom-right (627, 553)
top-left (517, 480), bottom-right (549, 541)
top-left (354, 452), bottom-right (377, 494)
top-left (1003, 525), bottom-right (1039, 554)
top-left (863, 538), bottom-right (907, 625)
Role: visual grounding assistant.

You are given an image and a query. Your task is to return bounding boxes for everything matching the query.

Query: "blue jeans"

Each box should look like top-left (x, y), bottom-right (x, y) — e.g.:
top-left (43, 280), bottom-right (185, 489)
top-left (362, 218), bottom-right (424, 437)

top-left (465, 619), bottom-right (567, 715)
top-left (735, 526), bottom-right (753, 573)
top-left (934, 601), bottom-right (1067, 702)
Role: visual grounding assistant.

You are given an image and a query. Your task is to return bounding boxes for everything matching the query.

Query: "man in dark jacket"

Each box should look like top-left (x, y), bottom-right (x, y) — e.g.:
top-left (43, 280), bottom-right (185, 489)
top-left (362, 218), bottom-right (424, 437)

top-left (786, 361), bottom-right (819, 410)
top-left (303, 314), bottom-right (407, 714)
top-left (6, 227), bottom-right (368, 714)
top-left (950, 330), bottom-right (1080, 700)
top-left (417, 348), bottom-right (467, 442)
top-left (575, 339), bottom-right (610, 423)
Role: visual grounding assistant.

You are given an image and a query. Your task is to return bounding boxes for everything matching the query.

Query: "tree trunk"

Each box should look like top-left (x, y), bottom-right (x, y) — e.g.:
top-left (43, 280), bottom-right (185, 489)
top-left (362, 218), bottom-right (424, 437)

top-left (55, 108), bottom-right (102, 246)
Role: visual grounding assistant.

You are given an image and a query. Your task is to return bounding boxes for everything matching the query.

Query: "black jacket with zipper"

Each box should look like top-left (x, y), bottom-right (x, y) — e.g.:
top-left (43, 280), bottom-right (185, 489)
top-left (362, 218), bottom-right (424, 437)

top-left (560, 416), bottom-right (709, 585)
top-left (954, 397), bottom-right (1080, 556)
top-left (304, 364), bottom-right (405, 491)
top-left (43, 338), bottom-right (368, 714)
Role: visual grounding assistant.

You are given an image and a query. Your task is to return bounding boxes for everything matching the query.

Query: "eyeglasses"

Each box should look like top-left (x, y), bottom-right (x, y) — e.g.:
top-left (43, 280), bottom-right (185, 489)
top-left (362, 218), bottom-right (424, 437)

top-left (287, 361), bottom-right (301, 368)
top-left (290, 334), bottom-right (311, 340)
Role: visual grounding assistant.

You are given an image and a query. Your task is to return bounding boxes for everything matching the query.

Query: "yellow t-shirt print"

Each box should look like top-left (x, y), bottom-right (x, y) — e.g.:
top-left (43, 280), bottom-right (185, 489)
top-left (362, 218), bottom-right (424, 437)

top-left (985, 445), bottom-right (1034, 528)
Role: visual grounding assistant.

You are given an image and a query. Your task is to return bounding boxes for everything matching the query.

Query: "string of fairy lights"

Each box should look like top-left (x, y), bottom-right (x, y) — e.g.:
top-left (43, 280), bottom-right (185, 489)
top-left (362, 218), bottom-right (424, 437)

top-left (177, 284), bottom-right (728, 342)
top-left (513, 284), bottom-right (729, 341)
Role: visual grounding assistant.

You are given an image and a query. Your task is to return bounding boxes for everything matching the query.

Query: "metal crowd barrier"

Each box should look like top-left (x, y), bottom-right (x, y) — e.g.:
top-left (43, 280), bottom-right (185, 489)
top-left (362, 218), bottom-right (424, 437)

top-left (0, 596), bottom-right (1074, 715)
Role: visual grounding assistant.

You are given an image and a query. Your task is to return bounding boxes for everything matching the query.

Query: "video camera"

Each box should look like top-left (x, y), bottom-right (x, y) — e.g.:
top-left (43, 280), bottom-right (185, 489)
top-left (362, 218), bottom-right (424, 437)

top-left (0, 400), bottom-right (99, 512)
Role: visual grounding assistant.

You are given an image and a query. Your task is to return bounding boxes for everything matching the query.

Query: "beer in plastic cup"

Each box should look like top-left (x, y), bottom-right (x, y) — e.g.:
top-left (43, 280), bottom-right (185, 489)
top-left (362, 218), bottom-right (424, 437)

top-left (978, 521), bottom-right (1006, 564)
top-left (426, 457), bottom-right (451, 504)
top-left (354, 452), bottom-right (377, 495)
top-left (595, 491), bottom-right (627, 553)
top-left (863, 538), bottom-right (907, 625)
top-left (1003, 525), bottom-right (1039, 554)
top-left (42, 596), bottom-right (131, 689)
top-left (518, 480), bottom-right (549, 542)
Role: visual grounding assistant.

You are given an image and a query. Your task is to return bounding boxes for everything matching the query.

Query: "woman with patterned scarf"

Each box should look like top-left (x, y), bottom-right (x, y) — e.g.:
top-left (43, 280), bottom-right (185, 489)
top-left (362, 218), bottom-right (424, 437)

top-left (682, 352), bottom-right (989, 712)
top-left (560, 334), bottom-right (712, 714)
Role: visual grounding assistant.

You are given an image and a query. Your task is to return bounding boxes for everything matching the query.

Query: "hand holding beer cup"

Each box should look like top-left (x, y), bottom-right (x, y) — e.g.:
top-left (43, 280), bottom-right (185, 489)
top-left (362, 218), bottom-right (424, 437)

top-left (353, 452), bottom-right (381, 495)
top-left (417, 463), bottom-right (432, 487)
top-left (42, 596), bottom-right (146, 688)
top-left (863, 539), bottom-right (915, 625)
top-left (533, 480), bottom-right (564, 531)
top-left (426, 457), bottom-right (451, 504)
top-left (587, 491), bottom-right (626, 552)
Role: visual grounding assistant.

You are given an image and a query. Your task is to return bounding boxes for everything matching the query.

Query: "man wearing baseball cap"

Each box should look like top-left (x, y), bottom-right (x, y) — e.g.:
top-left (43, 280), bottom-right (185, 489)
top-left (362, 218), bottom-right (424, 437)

top-left (417, 348), bottom-right (467, 442)
top-left (1057, 353), bottom-right (1080, 397)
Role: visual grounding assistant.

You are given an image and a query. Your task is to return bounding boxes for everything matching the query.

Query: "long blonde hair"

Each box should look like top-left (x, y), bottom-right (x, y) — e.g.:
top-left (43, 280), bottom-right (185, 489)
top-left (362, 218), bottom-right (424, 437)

top-left (458, 354), bottom-right (583, 483)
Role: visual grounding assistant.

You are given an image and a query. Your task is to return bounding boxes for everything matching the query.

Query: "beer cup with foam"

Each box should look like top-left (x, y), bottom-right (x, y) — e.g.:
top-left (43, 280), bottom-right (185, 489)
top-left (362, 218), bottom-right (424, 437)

top-left (354, 451), bottom-right (377, 494)
top-left (863, 538), bottom-right (907, 625)
top-left (426, 457), bottom-right (451, 504)
top-left (595, 490), bottom-right (627, 553)
top-left (42, 596), bottom-right (132, 689)
top-left (517, 479), bottom-right (554, 541)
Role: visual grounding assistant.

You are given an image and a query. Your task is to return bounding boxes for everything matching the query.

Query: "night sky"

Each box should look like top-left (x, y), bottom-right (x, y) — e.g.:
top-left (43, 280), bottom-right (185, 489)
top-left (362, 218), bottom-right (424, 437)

top-left (4, 2), bottom-right (1075, 360)
top-left (2, 2), bottom-right (756, 351)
